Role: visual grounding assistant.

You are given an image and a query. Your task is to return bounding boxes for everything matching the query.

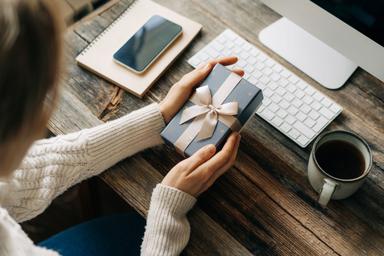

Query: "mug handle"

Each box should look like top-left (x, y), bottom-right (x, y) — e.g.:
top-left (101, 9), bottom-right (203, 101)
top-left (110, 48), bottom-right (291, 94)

top-left (318, 178), bottom-right (337, 207)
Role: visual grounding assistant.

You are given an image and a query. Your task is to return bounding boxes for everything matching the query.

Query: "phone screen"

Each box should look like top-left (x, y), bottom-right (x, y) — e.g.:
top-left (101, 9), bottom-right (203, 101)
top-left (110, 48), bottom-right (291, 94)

top-left (113, 15), bottom-right (182, 73)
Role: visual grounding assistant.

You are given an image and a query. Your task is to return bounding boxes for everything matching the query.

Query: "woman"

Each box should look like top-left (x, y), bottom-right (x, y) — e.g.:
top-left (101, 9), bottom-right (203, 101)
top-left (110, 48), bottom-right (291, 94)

top-left (0, 1), bottom-right (244, 255)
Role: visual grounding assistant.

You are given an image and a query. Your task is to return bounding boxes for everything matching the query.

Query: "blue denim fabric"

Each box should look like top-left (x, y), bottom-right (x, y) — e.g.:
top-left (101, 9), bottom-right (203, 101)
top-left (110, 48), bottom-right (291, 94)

top-left (38, 213), bottom-right (145, 256)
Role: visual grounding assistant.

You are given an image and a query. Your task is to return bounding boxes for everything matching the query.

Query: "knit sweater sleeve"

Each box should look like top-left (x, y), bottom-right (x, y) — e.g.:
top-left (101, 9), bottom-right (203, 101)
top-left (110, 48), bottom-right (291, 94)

top-left (141, 184), bottom-right (196, 256)
top-left (2, 103), bottom-right (165, 223)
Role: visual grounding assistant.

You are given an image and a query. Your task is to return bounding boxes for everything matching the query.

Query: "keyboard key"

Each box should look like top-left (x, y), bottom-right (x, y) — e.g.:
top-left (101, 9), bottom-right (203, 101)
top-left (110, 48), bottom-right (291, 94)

top-left (200, 52), bottom-right (209, 61)
top-left (297, 135), bottom-right (309, 146)
top-left (265, 59), bottom-right (275, 67)
top-left (292, 98), bottom-right (303, 108)
top-left (244, 65), bottom-right (254, 73)
top-left (207, 48), bottom-right (220, 58)
top-left (189, 57), bottom-right (200, 67)
top-left (311, 101), bottom-right (322, 111)
top-left (288, 106), bottom-right (299, 115)
top-left (217, 36), bottom-right (226, 44)
top-left (304, 117), bottom-right (316, 128)
top-left (301, 104), bottom-right (311, 114)
top-left (288, 128), bottom-right (300, 139)
top-left (271, 73), bottom-right (281, 81)
top-left (248, 76), bottom-right (258, 85)
top-left (237, 59), bottom-right (247, 67)
top-left (272, 116), bottom-right (283, 127)
top-left (260, 108), bottom-right (274, 120)
top-left (276, 87), bottom-right (286, 96)
top-left (313, 92), bottom-right (324, 101)
top-left (280, 122), bottom-right (292, 133)
top-left (330, 103), bottom-right (342, 113)
top-left (273, 64), bottom-right (283, 73)
top-left (280, 99), bottom-right (290, 109)
top-left (243, 43), bottom-right (252, 51)
top-left (284, 92), bottom-right (294, 102)
top-left (257, 53), bottom-right (267, 62)
top-left (271, 94), bottom-right (282, 103)
top-left (263, 67), bottom-right (273, 76)
top-left (260, 75), bottom-right (270, 85)
top-left (321, 97), bottom-right (333, 108)
top-left (319, 107), bottom-right (334, 119)
top-left (297, 80), bottom-right (307, 90)
top-left (248, 56), bottom-right (257, 65)
top-left (235, 37), bottom-right (245, 46)
top-left (303, 95), bottom-right (313, 105)
top-left (256, 82), bottom-right (266, 90)
top-left (309, 110), bottom-right (320, 120)
top-left (304, 86), bottom-right (316, 96)
top-left (212, 42), bottom-right (224, 51)
top-left (252, 70), bottom-right (263, 79)
top-left (277, 109), bottom-right (288, 119)
top-left (313, 116), bottom-right (328, 132)
top-left (256, 62), bottom-right (265, 70)
top-left (269, 102), bottom-right (279, 112)
top-left (296, 112), bottom-right (306, 122)
top-left (288, 75), bottom-right (299, 84)
top-left (279, 78), bottom-right (289, 87)
top-left (293, 122), bottom-right (316, 139)
top-left (294, 90), bottom-right (305, 99)
top-left (287, 84), bottom-right (297, 93)
top-left (269, 82), bottom-right (279, 90)
top-left (225, 40), bottom-right (235, 49)
top-left (281, 70), bottom-right (291, 78)
top-left (263, 98), bottom-right (271, 106)
top-left (263, 88), bottom-right (273, 97)
top-left (285, 115), bottom-right (296, 125)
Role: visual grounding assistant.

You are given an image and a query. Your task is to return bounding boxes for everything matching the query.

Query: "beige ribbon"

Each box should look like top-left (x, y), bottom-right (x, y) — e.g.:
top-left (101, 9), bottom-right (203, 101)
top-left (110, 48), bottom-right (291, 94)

top-left (174, 72), bottom-right (242, 154)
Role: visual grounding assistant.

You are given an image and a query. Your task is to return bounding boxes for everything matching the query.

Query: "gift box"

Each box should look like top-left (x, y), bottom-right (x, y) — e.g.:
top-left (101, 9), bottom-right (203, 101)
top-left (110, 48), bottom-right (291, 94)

top-left (161, 64), bottom-right (263, 157)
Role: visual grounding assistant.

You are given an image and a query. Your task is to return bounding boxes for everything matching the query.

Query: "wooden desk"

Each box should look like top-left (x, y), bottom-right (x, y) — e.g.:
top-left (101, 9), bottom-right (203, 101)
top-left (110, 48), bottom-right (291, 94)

top-left (51, 0), bottom-right (384, 254)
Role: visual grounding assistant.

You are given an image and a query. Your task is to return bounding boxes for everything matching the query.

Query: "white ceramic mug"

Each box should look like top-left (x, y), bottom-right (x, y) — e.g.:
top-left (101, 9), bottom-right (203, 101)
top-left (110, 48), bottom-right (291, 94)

top-left (308, 130), bottom-right (372, 207)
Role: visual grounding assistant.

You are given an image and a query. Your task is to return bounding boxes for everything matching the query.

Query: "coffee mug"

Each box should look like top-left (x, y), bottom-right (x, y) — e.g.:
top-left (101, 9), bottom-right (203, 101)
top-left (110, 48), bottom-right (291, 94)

top-left (308, 130), bottom-right (372, 206)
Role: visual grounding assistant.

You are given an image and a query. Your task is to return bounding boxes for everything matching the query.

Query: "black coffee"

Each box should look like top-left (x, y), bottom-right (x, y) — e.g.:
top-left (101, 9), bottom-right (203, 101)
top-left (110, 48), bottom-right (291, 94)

top-left (315, 140), bottom-right (365, 180)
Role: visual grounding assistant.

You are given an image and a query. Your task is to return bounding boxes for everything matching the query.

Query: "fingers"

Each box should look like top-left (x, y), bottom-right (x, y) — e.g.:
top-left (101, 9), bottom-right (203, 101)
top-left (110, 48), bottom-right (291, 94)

top-left (193, 132), bottom-right (240, 179)
top-left (208, 134), bottom-right (241, 184)
top-left (197, 56), bottom-right (238, 69)
top-left (179, 144), bottom-right (216, 173)
top-left (232, 68), bottom-right (244, 77)
top-left (177, 63), bottom-right (213, 90)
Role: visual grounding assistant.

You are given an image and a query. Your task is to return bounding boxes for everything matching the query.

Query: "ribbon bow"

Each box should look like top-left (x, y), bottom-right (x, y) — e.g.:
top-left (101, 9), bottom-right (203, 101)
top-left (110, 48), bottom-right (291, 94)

top-left (179, 86), bottom-right (239, 140)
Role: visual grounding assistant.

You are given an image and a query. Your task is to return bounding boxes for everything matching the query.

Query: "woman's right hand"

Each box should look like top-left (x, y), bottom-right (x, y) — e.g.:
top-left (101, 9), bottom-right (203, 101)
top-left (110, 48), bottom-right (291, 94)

top-left (162, 132), bottom-right (241, 197)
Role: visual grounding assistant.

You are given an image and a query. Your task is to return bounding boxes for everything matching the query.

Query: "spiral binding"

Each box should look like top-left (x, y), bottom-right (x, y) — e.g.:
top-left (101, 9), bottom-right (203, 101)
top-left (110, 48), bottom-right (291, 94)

top-left (79, 0), bottom-right (140, 56)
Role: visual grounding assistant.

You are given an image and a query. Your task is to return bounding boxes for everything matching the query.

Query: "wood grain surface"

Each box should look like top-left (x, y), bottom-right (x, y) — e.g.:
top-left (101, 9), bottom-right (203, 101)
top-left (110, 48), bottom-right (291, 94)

top-left (49, 0), bottom-right (384, 255)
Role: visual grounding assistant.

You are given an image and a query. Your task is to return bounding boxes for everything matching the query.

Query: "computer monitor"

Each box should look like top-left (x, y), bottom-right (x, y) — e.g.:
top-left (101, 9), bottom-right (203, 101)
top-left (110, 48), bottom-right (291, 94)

top-left (259, 0), bottom-right (384, 89)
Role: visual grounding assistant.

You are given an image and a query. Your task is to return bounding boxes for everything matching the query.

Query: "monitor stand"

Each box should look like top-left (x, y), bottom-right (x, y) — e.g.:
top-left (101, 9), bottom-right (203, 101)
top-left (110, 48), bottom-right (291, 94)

top-left (259, 18), bottom-right (357, 89)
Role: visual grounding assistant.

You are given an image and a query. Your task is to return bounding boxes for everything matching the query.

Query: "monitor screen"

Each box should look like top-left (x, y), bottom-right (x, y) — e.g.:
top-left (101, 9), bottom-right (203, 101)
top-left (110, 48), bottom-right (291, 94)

top-left (310, 0), bottom-right (384, 47)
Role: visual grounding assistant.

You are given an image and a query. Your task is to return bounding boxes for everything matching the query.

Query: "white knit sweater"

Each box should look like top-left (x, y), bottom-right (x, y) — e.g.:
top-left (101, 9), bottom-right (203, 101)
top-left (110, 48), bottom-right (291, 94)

top-left (0, 103), bottom-right (196, 256)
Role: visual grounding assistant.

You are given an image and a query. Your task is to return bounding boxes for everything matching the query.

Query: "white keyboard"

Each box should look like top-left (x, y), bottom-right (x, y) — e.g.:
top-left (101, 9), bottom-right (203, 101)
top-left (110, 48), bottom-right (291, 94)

top-left (188, 29), bottom-right (342, 147)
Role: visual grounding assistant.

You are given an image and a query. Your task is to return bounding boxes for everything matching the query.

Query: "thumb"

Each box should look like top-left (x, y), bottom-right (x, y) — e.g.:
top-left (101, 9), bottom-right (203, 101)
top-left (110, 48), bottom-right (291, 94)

top-left (183, 144), bottom-right (216, 173)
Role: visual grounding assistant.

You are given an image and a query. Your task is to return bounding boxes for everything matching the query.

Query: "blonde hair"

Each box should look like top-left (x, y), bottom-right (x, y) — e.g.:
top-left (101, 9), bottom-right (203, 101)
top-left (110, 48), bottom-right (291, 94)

top-left (0, 0), bottom-right (64, 143)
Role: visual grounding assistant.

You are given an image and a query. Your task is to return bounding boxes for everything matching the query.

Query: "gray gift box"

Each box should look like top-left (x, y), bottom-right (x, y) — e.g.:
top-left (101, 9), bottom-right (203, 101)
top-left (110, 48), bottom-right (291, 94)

top-left (161, 64), bottom-right (263, 157)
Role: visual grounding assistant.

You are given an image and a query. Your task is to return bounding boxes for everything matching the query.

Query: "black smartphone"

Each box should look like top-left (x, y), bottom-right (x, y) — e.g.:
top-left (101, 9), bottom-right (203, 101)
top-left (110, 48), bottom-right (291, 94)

top-left (113, 15), bottom-right (182, 74)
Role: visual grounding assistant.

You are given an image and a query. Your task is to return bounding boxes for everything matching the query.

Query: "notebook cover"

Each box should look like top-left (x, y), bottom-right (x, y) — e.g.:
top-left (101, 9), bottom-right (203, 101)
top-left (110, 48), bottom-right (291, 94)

top-left (76, 0), bottom-right (202, 97)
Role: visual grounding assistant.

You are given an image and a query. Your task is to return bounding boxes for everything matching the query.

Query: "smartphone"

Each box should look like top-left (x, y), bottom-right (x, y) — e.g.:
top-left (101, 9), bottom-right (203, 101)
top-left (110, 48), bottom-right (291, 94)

top-left (113, 15), bottom-right (182, 74)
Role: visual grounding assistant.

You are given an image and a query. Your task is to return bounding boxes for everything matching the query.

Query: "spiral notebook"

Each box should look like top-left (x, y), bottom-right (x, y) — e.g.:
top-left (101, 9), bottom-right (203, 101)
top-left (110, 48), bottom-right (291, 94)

top-left (76, 0), bottom-right (202, 97)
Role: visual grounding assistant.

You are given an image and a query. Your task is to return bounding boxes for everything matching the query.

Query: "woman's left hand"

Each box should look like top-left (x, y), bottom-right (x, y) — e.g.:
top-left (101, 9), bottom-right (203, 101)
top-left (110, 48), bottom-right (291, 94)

top-left (159, 56), bottom-right (244, 123)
